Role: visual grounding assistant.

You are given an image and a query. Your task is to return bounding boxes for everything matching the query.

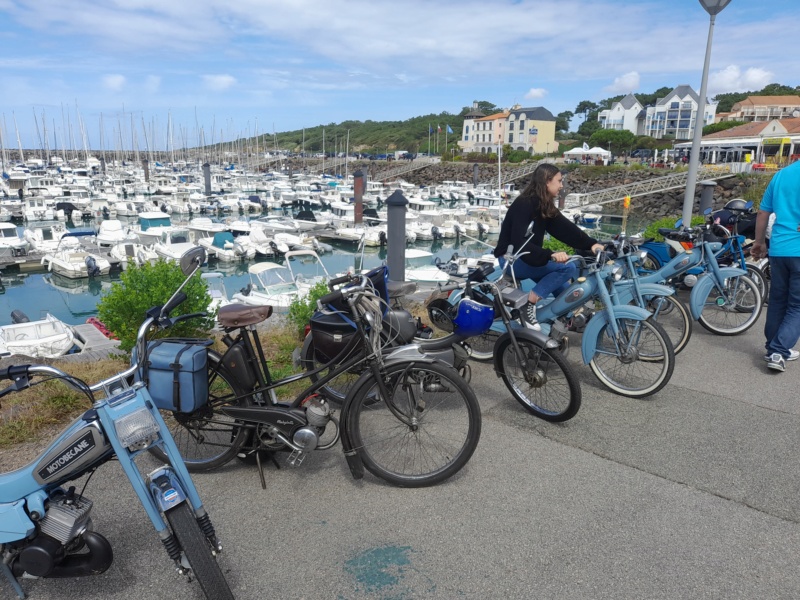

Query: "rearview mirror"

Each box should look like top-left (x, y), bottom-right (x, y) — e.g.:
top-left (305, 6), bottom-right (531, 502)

top-left (180, 246), bottom-right (207, 275)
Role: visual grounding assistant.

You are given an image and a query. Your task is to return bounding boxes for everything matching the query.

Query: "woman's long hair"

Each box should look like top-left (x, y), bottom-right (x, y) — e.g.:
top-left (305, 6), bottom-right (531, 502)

top-left (520, 163), bottom-right (561, 219)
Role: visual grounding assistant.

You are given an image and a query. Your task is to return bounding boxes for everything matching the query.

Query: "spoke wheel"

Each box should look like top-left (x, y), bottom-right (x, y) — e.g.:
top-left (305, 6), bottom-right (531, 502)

top-left (698, 275), bottom-right (762, 335)
top-left (498, 339), bottom-right (581, 422)
top-left (589, 317), bottom-right (675, 398)
top-left (346, 360), bottom-right (481, 487)
top-left (640, 294), bottom-right (692, 354)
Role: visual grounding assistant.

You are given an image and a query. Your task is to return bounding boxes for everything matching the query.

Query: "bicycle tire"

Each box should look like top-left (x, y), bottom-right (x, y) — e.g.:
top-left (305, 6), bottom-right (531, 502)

top-left (345, 360), bottom-right (481, 487)
top-left (641, 294), bottom-right (692, 355)
top-left (497, 338), bottom-right (581, 422)
top-left (697, 274), bottom-right (762, 335)
top-left (149, 350), bottom-right (250, 471)
top-left (465, 329), bottom-right (502, 362)
top-left (165, 503), bottom-right (234, 600)
top-left (745, 263), bottom-right (769, 306)
top-left (589, 317), bottom-right (675, 398)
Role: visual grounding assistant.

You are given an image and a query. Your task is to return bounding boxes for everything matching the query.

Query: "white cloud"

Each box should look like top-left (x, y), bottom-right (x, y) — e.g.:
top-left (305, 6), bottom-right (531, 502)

top-left (708, 65), bottom-right (774, 96)
top-left (203, 74), bottom-right (236, 91)
top-left (102, 74), bottom-right (125, 91)
top-left (605, 71), bottom-right (640, 94)
top-left (525, 88), bottom-right (548, 99)
top-left (144, 75), bottom-right (161, 93)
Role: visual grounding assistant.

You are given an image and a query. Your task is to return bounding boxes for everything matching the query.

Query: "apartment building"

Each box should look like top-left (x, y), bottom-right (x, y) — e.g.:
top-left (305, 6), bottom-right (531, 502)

top-left (458, 102), bottom-right (556, 155)
top-left (716, 95), bottom-right (800, 123)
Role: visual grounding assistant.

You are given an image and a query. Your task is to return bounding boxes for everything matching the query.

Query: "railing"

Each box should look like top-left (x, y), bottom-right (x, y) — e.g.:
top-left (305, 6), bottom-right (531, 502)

top-left (480, 159), bottom-right (546, 188)
top-left (564, 166), bottom-right (737, 209)
top-left (373, 160), bottom-right (435, 182)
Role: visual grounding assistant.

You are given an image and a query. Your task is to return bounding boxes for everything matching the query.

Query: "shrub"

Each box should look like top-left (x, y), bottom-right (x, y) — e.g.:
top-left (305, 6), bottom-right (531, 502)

top-left (287, 280), bottom-right (330, 337)
top-left (97, 260), bottom-right (214, 352)
top-left (642, 215), bottom-right (706, 242)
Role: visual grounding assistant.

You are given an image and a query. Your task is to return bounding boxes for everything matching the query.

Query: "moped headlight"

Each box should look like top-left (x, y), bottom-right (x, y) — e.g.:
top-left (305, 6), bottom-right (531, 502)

top-left (115, 408), bottom-right (160, 451)
top-left (638, 251), bottom-right (648, 262)
top-left (611, 265), bottom-right (624, 281)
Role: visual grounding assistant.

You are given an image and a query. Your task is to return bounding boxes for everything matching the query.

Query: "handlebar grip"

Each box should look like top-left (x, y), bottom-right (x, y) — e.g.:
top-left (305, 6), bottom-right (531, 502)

top-left (438, 282), bottom-right (461, 293)
top-left (172, 312), bottom-right (207, 325)
top-left (317, 289), bottom-right (343, 308)
top-left (0, 364), bottom-right (29, 380)
top-left (327, 274), bottom-right (353, 289)
top-left (161, 291), bottom-right (187, 317)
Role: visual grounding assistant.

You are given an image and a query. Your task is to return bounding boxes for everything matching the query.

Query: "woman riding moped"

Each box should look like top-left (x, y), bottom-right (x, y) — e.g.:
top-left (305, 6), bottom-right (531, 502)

top-left (493, 163), bottom-right (605, 320)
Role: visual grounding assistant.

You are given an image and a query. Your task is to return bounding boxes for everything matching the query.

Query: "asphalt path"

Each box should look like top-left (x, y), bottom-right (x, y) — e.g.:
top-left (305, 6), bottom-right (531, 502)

top-left (9, 307), bottom-right (800, 600)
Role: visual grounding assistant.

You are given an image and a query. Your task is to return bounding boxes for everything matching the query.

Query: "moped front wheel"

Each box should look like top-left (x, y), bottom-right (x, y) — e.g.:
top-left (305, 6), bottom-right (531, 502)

top-left (149, 350), bottom-right (250, 471)
top-left (641, 294), bottom-right (692, 355)
top-left (345, 360), bottom-right (481, 487)
top-left (589, 317), bottom-right (675, 398)
top-left (165, 503), bottom-right (234, 600)
top-left (497, 338), bottom-right (581, 422)
top-left (698, 275), bottom-right (761, 335)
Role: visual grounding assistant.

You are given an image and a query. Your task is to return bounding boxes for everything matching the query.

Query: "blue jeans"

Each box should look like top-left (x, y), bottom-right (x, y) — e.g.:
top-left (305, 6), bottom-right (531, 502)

top-left (764, 256), bottom-right (800, 357)
top-left (498, 257), bottom-right (577, 299)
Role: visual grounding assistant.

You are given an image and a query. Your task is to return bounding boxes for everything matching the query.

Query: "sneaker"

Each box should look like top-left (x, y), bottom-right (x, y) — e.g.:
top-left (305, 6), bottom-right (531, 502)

top-left (767, 353), bottom-right (786, 372)
top-left (521, 301), bottom-right (537, 325)
top-left (763, 349), bottom-right (800, 362)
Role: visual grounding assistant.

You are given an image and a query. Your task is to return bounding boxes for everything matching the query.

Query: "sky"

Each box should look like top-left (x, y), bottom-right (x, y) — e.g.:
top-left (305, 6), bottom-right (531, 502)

top-left (1, 0), bottom-right (798, 152)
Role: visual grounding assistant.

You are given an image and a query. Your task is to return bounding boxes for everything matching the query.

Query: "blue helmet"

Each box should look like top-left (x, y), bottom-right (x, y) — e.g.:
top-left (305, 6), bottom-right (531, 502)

top-left (451, 298), bottom-right (494, 337)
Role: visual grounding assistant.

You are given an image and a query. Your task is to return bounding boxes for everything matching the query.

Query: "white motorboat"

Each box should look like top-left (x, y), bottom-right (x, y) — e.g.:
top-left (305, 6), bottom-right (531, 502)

top-left (0, 311), bottom-right (75, 358)
top-left (230, 250), bottom-right (330, 311)
top-left (108, 241), bottom-right (159, 270)
top-left (404, 249), bottom-right (451, 284)
top-left (23, 223), bottom-right (75, 254)
top-left (41, 231), bottom-right (112, 279)
top-left (152, 228), bottom-right (196, 263)
top-left (95, 219), bottom-right (137, 248)
top-left (0, 223), bottom-right (30, 258)
top-left (202, 272), bottom-right (232, 313)
top-left (198, 231), bottom-right (254, 262)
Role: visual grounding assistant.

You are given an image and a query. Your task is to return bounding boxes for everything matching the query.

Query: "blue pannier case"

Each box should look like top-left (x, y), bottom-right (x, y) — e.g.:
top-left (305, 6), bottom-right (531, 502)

top-left (138, 340), bottom-right (210, 413)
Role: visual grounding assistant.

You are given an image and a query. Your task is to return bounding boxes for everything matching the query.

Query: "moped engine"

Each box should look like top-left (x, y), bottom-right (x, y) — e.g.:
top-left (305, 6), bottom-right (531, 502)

top-left (12, 489), bottom-right (113, 578)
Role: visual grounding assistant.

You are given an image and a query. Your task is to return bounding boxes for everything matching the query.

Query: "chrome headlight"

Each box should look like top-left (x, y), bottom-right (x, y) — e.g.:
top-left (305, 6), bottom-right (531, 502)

top-left (115, 408), bottom-right (160, 451)
top-left (611, 265), bottom-right (624, 281)
top-left (638, 250), bottom-right (648, 262)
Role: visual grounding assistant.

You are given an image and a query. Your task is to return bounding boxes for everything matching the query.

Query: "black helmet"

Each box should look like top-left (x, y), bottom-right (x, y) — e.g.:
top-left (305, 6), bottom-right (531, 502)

top-left (724, 198), bottom-right (747, 211)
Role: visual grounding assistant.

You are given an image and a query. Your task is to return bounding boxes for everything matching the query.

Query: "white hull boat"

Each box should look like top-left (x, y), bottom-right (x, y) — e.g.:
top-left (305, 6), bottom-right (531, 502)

top-left (0, 312), bottom-right (75, 358)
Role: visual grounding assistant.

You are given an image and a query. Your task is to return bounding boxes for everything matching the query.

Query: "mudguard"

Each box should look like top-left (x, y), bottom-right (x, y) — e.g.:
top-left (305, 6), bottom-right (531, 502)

top-left (614, 281), bottom-right (675, 305)
top-left (147, 467), bottom-right (187, 513)
top-left (580, 305), bottom-right (652, 365)
top-left (689, 267), bottom-right (748, 320)
top-left (491, 326), bottom-right (559, 376)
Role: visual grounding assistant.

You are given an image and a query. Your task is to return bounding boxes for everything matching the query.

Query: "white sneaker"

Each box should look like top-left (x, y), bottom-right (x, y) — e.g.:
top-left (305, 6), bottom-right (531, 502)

top-left (767, 353), bottom-right (786, 372)
top-left (763, 349), bottom-right (799, 362)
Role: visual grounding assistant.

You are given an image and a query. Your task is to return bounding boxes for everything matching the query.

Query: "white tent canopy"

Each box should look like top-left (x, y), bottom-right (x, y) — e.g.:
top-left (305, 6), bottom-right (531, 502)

top-left (563, 146), bottom-right (611, 157)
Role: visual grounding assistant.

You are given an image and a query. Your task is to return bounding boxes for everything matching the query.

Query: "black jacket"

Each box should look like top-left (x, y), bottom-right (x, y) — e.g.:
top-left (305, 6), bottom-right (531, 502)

top-left (493, 194), bottom-right (598, 267)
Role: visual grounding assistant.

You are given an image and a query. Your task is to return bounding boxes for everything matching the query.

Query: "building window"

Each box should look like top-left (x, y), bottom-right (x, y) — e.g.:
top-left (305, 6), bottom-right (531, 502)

top-left (465, 125), bottom-right (469, 133)
top-left (509, 122), bottom-right (514, 131)
top-left (670, 102), bottom-right (679, 109)
top-left (509, 133), bottom-right (514, 143)
top-left (519, 120), bottom-right (525, 130)
top-left (464, 135), bottom-right (469, 141)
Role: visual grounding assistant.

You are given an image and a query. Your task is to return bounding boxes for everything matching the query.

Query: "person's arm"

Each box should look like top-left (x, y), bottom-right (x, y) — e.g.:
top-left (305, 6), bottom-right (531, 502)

top-left (751, 210), bottom-right (772, 259)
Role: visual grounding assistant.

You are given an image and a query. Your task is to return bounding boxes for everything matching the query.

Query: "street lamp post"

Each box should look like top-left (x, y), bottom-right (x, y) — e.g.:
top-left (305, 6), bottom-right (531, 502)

top-left (546, 142), bottom-right (550, 159)
top-left (681, 0), bottom-right (732, 229)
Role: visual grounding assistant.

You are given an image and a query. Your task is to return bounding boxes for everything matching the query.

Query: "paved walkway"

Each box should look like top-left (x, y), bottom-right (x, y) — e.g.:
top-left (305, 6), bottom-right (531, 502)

top-left (9, 309), bottom-right (800, 600)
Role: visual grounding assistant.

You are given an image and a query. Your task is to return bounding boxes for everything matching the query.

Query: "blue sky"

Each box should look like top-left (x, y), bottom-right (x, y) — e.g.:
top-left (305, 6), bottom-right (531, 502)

top-left (1, 0), bottom-right (798, 151)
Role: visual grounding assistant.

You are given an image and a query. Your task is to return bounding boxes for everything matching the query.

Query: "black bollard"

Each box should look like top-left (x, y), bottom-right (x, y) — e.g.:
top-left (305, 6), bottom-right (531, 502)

top-left (385, 190), bottom-right (408, 283)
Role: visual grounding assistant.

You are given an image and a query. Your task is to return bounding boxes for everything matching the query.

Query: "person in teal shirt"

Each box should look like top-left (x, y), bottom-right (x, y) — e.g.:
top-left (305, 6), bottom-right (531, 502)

top-left (751, 160), bottom-right (800, 372)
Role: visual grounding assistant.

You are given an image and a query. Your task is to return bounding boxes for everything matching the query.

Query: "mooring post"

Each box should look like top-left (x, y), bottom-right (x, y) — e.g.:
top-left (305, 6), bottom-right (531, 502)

top-left (699, 180), bottom-right (716, 215)
top-left (353, 169), bottom-right (364, 225)
top-left (203, 163), bottom-right (212, 196)
top-left (385, 189), bottom-right (408, 282)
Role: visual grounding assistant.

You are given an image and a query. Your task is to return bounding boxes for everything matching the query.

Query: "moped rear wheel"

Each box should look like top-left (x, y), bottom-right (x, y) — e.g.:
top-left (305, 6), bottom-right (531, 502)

top-left (165, 503), bottom-right (234, 600)
top-left (497, 338), bottom-right (581, 422)
top-left (149, 350), bottom-right (250, 471)
top-left (745, 264), bottom-right (769, 305)
top-left (640, 294), bottom-right (692, 355)
top-left (589, 317), bottom-right (675, 398)
top-left (346, 360), bottom-right (481, 487)
top-left (698, 275), bottom-right (761, 335)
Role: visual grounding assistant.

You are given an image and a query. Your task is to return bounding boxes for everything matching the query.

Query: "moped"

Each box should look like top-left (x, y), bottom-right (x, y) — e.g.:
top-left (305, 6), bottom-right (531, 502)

top-left (0, 247), bottom-right (234, 600)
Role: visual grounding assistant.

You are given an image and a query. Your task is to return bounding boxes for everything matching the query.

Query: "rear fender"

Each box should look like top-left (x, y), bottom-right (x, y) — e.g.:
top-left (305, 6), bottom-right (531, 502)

top-left (580, 305), bottom-right (651, 364)
top-left (689, 267), bottom-right (748, 320)
top-left (492, 327), bottom-right (560, 376)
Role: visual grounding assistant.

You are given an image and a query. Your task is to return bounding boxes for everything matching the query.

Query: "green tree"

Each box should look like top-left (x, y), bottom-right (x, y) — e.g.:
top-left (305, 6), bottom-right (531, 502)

top-left (702, 120), bottom-right (747, 135)
top-left (589, 129), bottom-right (637, 154)
top-left (577, 118), bottom-right (601, 138)
top-left (97, 260), bottom-right (214, 352)
top-left (575, 100), bottom-right (600, 121)
top-left (556, 110), bottom-right (574, 133)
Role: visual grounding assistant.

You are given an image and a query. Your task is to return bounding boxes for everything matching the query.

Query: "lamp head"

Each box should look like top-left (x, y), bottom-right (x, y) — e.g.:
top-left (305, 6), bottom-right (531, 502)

top-left (698, 0), bottom-right (732, 16)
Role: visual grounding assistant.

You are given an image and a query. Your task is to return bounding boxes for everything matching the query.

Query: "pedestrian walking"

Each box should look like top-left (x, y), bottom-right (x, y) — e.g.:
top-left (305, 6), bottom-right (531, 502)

top-left (751, 160), bottom-right (800, 372)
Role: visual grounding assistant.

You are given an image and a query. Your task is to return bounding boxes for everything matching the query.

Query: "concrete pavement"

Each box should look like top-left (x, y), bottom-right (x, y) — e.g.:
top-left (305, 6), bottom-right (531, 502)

top-left (10, 309), bottom-right (800, 600)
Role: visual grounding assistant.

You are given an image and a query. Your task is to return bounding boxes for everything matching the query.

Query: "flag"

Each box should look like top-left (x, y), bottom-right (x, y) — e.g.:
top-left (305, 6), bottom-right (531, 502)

top-left (437, 124), bottom-right (442, 133)
top-left (154, 161), bottom-right (163, 167)
top-left (429, 124), bottom-right (433, 134)
top-left (582, 142), bottom-right (589, 151)
top-left (446, 125), bottom-right (453, 134)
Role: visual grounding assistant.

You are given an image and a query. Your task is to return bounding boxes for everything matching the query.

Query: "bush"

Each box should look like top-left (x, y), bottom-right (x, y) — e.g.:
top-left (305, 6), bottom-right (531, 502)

top-left (97, 260), bottom-right (214, 352)
top-left (642, 215), bottom-right (706, 242)
top-left (287, 280), bottom-right (330, 337)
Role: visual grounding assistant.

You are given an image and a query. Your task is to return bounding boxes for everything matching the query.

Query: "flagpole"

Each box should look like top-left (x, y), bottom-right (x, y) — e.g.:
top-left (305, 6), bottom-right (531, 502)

top-left (428, 123), bottom-right (431, 156)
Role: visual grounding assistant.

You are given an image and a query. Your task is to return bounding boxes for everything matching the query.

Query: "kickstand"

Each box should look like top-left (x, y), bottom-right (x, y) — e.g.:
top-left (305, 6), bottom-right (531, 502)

top-left (1, 560), bottom-right (25, 599)
top-left (254, 451), bottom-right (281, 490)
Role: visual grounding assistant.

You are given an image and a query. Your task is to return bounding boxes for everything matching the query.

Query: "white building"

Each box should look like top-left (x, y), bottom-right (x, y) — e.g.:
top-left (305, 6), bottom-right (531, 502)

top-left (458, 102), bottom-right (557, 155)
top-left (597, 85), bottom-right (717, 141)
